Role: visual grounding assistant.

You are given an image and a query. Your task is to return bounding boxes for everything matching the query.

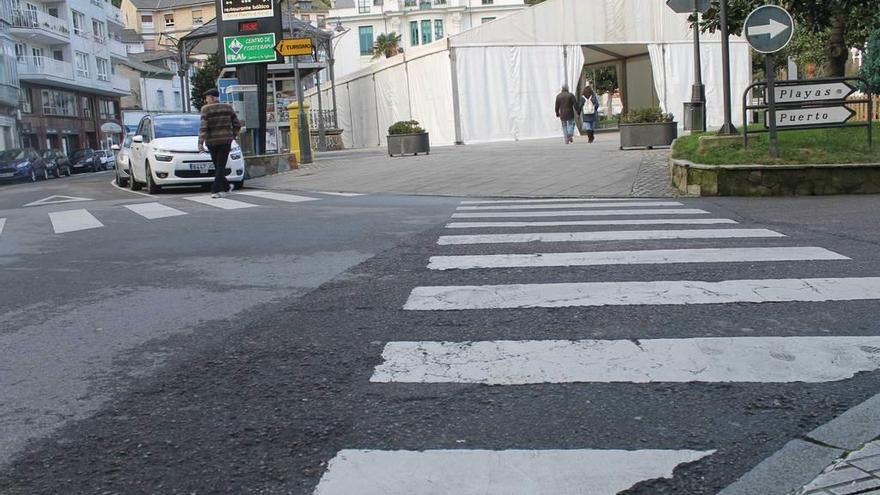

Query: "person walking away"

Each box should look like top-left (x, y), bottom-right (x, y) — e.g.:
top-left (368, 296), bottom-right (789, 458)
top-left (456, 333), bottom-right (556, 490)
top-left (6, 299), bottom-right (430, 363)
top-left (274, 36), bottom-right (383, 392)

top-left (555, 84), bottom-right (578, 144)
top-left (198, 88), bottom-right (242, 198)
top-left (580, 86), bottom-right (600, 143)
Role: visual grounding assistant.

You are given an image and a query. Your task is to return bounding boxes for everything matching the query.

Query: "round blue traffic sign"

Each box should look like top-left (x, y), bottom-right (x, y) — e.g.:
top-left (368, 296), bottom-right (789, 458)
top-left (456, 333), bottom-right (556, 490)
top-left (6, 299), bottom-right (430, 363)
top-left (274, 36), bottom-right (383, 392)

top-left (744, 5), bottom-right (794, 54)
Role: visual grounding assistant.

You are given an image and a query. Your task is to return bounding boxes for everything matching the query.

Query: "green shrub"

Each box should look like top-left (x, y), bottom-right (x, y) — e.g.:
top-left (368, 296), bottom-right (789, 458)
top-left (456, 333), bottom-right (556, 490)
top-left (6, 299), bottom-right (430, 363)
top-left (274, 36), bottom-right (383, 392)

top-left (860, 29), bottom-right (880, 95)
top-left (621, 107), bottom-right (674, 124)
top-left (388, 120), bottom-right (425, 135)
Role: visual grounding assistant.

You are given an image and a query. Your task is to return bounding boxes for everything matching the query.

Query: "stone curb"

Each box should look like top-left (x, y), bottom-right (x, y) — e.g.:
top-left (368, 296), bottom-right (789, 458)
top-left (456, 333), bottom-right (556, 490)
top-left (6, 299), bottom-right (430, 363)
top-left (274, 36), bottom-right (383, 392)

top-left (717, 392), bottom-right (880, 495)
top-left (672, 158), bottom-right (880, 171)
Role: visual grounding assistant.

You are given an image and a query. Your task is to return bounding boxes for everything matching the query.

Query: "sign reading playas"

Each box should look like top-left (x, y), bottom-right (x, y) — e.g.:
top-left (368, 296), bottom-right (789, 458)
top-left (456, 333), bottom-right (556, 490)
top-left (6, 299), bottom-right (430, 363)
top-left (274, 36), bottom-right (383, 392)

top-left (774, 106), bottom-right (856, 128)
top-left (221, 0), bottom-right (273, 20)
top-left (223, 33), bottom-right (277, 65)
top-left (774, 82), bottom-right (857, 104)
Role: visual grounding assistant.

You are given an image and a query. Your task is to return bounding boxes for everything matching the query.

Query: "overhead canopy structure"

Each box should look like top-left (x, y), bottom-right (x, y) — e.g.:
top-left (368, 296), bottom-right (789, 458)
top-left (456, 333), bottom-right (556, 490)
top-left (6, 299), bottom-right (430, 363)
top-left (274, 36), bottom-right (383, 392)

top-left (307, 0), bottom-right (752, 148)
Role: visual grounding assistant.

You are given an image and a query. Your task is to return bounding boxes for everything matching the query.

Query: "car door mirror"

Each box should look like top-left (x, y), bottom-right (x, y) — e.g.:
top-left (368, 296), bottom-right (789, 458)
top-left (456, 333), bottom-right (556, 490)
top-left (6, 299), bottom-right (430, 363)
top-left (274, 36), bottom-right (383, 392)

top-left (132, 135), bottom-right (143, 143)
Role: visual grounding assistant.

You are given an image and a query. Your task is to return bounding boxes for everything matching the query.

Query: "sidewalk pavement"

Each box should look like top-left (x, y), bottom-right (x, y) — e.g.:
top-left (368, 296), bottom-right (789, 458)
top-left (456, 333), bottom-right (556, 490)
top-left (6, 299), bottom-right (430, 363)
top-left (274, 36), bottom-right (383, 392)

top-left (795, 440), bottom-right (880, 495)
top-left (249, 132), bottom-right (676, 198)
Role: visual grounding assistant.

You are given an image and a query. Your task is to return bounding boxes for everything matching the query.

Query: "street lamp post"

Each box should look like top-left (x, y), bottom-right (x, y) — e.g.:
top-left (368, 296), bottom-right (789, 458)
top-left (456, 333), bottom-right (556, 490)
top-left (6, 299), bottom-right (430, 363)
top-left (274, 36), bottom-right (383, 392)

top-left (718, 0), bottom-right (738, 135)
top-left (289, 0), bottom-right (313, 164)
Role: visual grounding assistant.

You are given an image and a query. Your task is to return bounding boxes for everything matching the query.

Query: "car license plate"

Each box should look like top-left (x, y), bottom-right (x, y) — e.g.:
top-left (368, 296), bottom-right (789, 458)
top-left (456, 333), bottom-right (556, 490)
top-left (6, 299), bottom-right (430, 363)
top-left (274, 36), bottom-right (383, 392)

top-left (189, 163), bottom-right (211, 172)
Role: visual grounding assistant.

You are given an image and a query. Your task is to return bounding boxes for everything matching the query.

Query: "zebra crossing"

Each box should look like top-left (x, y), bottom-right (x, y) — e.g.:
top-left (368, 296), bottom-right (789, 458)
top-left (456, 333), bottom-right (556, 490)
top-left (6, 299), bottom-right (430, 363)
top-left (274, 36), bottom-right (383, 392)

top-left (314, 197), bottom-right (880, 494)
top-left (0, 190), bottom-right (362, 237)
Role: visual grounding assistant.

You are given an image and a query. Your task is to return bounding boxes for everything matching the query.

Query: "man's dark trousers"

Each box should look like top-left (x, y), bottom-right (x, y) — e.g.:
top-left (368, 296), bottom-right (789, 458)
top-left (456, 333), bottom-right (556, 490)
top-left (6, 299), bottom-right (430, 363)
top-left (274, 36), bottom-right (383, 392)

top-left (208, 143), bottom-right (231, 194)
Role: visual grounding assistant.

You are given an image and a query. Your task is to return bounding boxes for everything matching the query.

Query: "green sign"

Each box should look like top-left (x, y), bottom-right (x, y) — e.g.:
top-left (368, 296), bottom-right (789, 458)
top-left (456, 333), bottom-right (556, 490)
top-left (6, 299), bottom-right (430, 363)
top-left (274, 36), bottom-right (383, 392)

top-left (223, 33), bottom-right (277, 65)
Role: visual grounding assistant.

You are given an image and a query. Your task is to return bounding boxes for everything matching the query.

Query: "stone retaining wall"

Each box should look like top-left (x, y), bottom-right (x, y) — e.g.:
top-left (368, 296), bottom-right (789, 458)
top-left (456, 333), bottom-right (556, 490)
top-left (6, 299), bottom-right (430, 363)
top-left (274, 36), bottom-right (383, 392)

top-left (244, 153), bottom-right (297, 179)
top-left (672, 159), bottom-right (880, 196)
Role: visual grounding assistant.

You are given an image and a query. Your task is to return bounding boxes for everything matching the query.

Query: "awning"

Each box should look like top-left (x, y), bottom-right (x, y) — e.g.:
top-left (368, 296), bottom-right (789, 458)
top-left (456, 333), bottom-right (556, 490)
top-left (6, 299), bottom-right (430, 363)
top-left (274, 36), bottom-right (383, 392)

top-left (101, 122), bottom-right (124, 133)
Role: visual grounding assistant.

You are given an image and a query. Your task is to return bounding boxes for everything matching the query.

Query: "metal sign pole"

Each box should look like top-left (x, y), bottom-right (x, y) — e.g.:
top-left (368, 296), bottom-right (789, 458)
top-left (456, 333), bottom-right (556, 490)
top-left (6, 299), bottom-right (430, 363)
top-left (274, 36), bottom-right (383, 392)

top-left (765, 55), bottom-right (778, 159)
top-left (718, 0), bottom-right (737, 135)
top-left (294, 57), bottom-right (312, 164)
top-left (691, 5), bottom-right (706, 131)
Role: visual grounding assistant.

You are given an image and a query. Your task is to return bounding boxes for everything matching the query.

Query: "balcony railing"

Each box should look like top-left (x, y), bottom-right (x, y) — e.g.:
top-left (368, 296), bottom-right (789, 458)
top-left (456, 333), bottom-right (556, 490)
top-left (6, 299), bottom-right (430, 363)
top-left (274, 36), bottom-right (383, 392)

top-left (112, 74), bottom-right (130, 92)
top-left (17, 56), bottom-right (75, 81)
top-left (11, 9), bottom-right (70, 38)
top-left (108, 38), bottom-right (126, 57)
top-left (309, 109), bottom-right (338, 130)
top-left (106, 4), bottom-right (124, 24)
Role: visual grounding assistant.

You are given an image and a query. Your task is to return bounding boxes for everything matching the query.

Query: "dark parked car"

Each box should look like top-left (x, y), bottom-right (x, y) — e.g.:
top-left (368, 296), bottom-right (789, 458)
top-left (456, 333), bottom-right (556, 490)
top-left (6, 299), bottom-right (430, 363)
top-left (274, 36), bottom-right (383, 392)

top-left (41, 149), bottom-right (72, 178)
top-left (0, 148), bottom-right (50, 183)
top-left (69, 148), bottom-right (102, 173)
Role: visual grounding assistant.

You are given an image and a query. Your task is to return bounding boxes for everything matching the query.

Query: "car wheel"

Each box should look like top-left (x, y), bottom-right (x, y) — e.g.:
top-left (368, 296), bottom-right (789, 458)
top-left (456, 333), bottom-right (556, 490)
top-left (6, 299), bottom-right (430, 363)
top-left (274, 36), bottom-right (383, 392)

top-left (53, 167), bottom-right (61, 178)
top-left (130, 164), bottom-right (143, 191)
top-left (236, 179), bottom-right (245, 190)
top-left (116, 168), bottom-right (129, 187)
top-left (145, 162), bottom-right (160, 194)
top-left (64, 166), bottom-right (72, 177)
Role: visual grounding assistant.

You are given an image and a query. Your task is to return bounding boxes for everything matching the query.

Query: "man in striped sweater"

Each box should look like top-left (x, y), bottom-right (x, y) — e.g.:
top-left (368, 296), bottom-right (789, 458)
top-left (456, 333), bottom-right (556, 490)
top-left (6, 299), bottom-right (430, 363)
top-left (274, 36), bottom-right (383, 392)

top-left (198, 88), bottom-right (242, 198)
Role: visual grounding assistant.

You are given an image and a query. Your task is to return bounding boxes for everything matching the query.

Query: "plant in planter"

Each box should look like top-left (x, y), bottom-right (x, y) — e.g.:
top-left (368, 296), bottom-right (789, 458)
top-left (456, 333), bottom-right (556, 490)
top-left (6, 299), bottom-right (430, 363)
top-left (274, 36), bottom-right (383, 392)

top-left (619, 107), bottom-right (677, 150)
top-left (387, 120), bottom-right (430, 156)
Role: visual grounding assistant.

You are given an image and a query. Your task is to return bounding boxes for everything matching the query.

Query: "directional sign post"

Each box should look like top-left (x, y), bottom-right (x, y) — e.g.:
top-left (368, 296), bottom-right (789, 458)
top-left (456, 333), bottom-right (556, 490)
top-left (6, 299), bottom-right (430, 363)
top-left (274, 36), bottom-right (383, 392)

top-left (774, 106), bottom-right (856, 128)
top-left (774, 81), bottom-right (857, 105)
top-left (665, 0), bottom-right (710, 14)
top-left (274, 38), bottom-right (313, 57)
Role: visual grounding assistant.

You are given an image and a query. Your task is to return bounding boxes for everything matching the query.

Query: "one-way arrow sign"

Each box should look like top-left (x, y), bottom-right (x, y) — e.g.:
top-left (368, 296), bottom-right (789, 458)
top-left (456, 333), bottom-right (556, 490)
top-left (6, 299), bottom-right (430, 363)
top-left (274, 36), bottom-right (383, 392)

top-left (775, 81), bottom-right (857, 104)
top-left (772, 105), bottom-right (856, 128)
top-left (665, 0), bottom-right (710, 14)
top-left (744, 5), bottom-right (794, 53)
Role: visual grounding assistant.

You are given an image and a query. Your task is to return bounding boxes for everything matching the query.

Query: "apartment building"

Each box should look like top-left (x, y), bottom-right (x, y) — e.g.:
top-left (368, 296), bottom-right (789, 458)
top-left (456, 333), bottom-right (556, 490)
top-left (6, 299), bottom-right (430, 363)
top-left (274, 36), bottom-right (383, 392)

top-left (329, 0), bottom-right (525, 77)
top-left (11, 0), bottom-right (130, 152)
top-left (0, 0), bottom-right (21, 149)
top-left (121, 0), bottom-right (214, 49)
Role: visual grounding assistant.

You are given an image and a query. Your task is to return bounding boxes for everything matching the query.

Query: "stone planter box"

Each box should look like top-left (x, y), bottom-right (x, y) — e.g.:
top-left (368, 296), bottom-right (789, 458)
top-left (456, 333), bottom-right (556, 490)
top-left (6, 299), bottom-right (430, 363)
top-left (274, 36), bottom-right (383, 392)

top-left (619, 122), bottom-right (678, 149)
top-left (388, 133), bottom-right (430, 156)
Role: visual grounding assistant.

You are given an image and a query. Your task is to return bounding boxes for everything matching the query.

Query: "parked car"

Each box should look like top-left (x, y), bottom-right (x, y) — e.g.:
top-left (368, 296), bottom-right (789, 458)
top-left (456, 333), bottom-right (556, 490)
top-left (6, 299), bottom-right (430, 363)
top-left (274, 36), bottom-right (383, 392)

top-left (0, 148), bottom-right (50, 183)
top-left (114, 135), bottom-right (132, 187)
top-left (128, 114), bottom-right (245, 194)
top-left (69, 148), bottom-right (102, 173)
top-left (41, 149), bottom-right (72, 178)
top-left (97, 149), bottom-right (115, 170)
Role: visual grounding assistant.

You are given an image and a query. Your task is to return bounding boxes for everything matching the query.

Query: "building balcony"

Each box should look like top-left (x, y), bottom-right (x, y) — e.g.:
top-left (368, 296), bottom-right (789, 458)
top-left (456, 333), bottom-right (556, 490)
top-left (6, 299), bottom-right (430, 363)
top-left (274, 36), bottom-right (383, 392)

top-left (18, 56), bottom-right (75, 83)
top-left (112, 74), bottom-right (130, 93)
top-left (0, 84), bottom-right (18, 109)
top-left (106, 4), bottom-right (125, 26)
top-left (10, 9), bottom-right (71, 44)
top-left (108, 38), bottom-right (127, 58)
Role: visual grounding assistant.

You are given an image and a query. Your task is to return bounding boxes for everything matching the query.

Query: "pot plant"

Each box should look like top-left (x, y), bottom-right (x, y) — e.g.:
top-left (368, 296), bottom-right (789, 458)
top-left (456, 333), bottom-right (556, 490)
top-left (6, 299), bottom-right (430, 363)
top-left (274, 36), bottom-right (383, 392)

top-left (387, 120), bottom-right (430, 156)
top-left (619, 107), bottom-right (677, 150)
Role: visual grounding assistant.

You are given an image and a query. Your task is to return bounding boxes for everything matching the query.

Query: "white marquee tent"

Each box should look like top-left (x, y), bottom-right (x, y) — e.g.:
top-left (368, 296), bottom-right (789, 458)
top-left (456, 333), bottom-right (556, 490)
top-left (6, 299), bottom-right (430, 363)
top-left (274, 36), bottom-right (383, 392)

top-left (308, 0), bottom-right (752, 148)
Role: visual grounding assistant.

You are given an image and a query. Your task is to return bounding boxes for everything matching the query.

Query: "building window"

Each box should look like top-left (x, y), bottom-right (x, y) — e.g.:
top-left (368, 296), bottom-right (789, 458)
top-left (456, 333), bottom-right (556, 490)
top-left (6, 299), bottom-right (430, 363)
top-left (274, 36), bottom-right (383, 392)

top-left (75, 51), bottom-right (89, 77)
top-left (191, 9), bottom-right (202, 24)
top-left (31, 48), bottom-right (44, 66)
top-left (481, 16), bottom-right (495, 23)
top-left (481, 0), bottom-right (493, 4)
top-left (141, 14), bottom-right (153, 29)
top-left (409, 21), bottom-right (418, 46)
top-left (164, 13), bottom-right (174, 27)
top-left (99, 99), bottom-right (118, 119)
top-left (357, 0), bottom-right (369, 14)
top-left (156, 89), bottom-right (165, 109)
top-left (81, 96), bottom-right (93, 118)
top-left (434, 0), bottom-right (446, 4)
top-left (42, 89), bottom-right (77, 116)
top-left (96, 58), bottom-right (109, 81)
top-left (317, 14), bottom-right (325, 27)
top-left (420, 19), bottom-right (432, 44)
top-left (21, 88), bottom-right (32, 113)
top-left (14, 43), bottom-right (25, 62)
top-left (404, 0), bottom-right (416, 5)
top-left (434, 19), bottom-right (444, 39)
top-left (173, 90), bottom-right (181, 109)
top-left (358, 26), bottom-right (373, 56)
top-left (92, 20), bottom-right (106, 41)
top-left (301, 13), bottom-right (310, 22)
top-left (71, 10), bottom-right (87, 36)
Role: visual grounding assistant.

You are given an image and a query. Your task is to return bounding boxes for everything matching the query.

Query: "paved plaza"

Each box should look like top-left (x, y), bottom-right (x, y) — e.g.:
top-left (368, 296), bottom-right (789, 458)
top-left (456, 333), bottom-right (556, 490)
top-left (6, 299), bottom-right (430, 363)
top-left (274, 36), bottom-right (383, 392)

top-left (251, 132), bottom-right (676, 198)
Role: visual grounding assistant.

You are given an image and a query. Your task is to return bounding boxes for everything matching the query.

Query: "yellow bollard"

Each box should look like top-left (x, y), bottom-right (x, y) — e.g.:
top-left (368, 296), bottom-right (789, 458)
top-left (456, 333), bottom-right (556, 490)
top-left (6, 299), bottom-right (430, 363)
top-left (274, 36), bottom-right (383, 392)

top-left (287, 100), bottom-right (311, 162)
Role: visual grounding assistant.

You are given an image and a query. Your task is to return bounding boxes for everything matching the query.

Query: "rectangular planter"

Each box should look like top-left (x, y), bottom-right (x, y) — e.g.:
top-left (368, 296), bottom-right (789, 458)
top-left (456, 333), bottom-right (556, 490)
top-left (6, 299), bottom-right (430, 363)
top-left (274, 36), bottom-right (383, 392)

top-left (388, 133), bottom-right (430, 156)
top-left (619, 122), bottom-right (678, 149)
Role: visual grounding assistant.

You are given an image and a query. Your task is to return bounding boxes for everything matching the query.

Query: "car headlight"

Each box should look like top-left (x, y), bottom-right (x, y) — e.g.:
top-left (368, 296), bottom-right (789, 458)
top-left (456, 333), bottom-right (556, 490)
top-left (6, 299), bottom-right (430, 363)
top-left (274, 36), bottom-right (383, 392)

top-left (153, 149), bottom-right (174, 162)
top-left (16, 161), bottom-right (29, 169)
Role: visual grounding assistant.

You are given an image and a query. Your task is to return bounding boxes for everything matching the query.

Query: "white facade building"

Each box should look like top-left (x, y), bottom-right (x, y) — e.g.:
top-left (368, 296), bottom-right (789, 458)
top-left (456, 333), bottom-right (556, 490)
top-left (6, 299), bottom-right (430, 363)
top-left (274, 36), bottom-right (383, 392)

top-left (329, 0), bottom-right (525, 77)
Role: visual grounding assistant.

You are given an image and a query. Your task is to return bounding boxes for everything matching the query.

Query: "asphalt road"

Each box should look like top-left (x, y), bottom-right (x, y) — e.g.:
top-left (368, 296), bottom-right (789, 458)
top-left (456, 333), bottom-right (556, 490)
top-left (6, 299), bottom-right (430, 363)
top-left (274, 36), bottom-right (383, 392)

top-left (2, 172), bottom-right (880, 494)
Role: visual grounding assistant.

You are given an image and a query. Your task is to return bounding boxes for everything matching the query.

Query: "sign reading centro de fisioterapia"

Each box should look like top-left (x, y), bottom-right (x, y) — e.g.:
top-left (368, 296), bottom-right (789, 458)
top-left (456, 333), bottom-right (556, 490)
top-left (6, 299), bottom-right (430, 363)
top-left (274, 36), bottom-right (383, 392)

top-left (223, 33), bottom-right (277, 65)
top-left (221, 0), bottom-right (273, 20)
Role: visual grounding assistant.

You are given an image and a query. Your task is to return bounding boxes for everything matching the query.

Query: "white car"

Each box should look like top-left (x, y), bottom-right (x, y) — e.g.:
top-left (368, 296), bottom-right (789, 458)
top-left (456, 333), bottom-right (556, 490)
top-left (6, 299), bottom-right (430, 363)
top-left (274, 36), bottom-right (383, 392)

top-left (96, 149), bottom-right (116, 170)
top-left (113, 135), bottom-right (132, 187)
top-left (128, 114), bottom-right (245, 194)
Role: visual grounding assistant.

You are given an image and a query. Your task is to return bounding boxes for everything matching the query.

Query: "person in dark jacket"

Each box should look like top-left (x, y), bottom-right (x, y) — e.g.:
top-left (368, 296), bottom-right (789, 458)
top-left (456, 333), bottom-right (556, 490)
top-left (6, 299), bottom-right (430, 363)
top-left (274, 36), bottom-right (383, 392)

top-left (555, 84), bottom-right (578, 144)
top-left (198, 88), bottom-right (242, 198)
top-left (580, 86), bottom-right (600, 143)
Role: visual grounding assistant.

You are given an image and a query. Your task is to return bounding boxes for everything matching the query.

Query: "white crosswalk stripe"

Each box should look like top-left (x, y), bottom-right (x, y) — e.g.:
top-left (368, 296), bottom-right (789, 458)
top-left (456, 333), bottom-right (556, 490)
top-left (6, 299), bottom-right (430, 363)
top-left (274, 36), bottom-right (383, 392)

top-left (235, 190), bottom-right (320, 203)
top-left (372, 336), bottom-right (880, 384)
top-left (314, 449), bottom-right (716, 495)
top-left (183, 195), bottom-right (259, 210)
top-left (427, 246), bottom-right (848, 270)
top-left (437, 228), bottom-right (785, 245)
top-left (310, 191), bottom-right (364, 197)
top-left (0, 218), bottom-right (5, 238)
top-left (49, 209), bottom-right (104, 234)
top-left (457, 201), bottom-right (682, 210)
top-left (460, 198), bottom-right (664, 204)
top-left (451, 208), bottom-right (710, 218)
top-left (124, 202), bottom-right (187, 219)
top-left (446, 218), bottom-right (738, 228)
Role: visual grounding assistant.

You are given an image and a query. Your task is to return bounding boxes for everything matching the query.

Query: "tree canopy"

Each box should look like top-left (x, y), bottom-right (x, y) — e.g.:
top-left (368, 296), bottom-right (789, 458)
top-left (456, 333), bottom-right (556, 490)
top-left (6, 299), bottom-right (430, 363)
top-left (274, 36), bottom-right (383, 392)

top-left (189, 54), bottom-right (221, 111)
top-left (860, 29), bottom-right (880, 94)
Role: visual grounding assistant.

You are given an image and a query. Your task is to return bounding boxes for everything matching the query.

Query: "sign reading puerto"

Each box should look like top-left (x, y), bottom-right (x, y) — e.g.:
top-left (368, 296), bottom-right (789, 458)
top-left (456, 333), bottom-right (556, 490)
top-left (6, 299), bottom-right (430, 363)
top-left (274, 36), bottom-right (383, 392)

top-left (774, 106), bottom-right (856, 128)
top-left (223, 33), bottom-right (277, 65)
top-left (221, 0), bottom-right (273, 20)
top-left (744, 5), bottom-right (794, 53)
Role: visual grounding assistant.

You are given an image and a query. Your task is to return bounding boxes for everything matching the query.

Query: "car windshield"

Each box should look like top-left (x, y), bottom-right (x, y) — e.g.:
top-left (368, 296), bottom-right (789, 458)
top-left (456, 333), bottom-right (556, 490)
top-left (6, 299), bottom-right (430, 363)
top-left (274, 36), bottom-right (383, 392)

top-left (123, 135), bottom-right (132, 147)
top-left (153, 116), bottom-right (201, 138)
top-left (0, 149), bottom-right (26, 161)
top-left (72, 150), bottom-right (93, 159)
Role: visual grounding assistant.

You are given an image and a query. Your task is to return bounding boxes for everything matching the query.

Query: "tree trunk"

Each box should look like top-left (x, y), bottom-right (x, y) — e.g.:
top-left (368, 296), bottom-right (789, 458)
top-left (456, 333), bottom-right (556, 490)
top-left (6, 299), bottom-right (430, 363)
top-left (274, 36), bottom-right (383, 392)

top-left (824, 13), bottom-right (848, 77)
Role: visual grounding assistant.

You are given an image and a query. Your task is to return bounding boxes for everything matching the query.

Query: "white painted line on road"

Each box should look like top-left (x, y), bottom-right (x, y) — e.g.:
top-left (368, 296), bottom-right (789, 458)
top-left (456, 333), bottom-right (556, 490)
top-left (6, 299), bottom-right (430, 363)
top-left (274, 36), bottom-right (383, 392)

top-left (437, 228), bottom-right (785, 245)
top-left (460, 198), bottom-right (663, 204)
top-left (0, 218), bottom-right (5, 238)
top-left (236, 190), bottom-right (320, 203)
top-left (427, 247), bottom-right (848, 270)
top-left (314, 449), bottom-right (715, 495)
top-left (446, 218), bottom-right (738, 228)
top-left (110, 179), bottom-right (154, 198)
top-left (372, 337), bottom-right (880, 384)
top-left (310, 191), bottom-right (364, 197)
top-left (184, 196), bottom-right (258, 210)
top-left (451, 208), bottom-right (711, 218)
top-left (457, 201), bottom-right (682, 210)
top-left (404, 277), bottom-right (880, 311)
top-left (124, 202), bottom-right (188, 220)
top-left (24, 195), bottom-right (93, 207)
top-left (49, 209), bottom-right (104, 234)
